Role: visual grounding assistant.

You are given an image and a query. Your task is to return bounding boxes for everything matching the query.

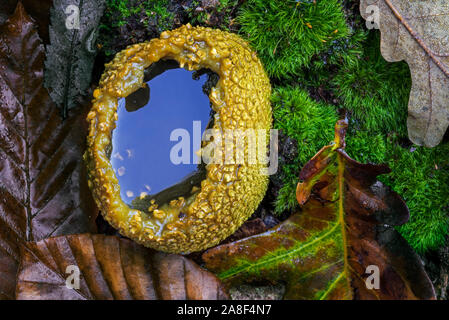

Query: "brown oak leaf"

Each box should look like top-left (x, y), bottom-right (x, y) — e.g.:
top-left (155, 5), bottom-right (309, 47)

top-left (0, 3), bottom-right (97, 299)
top-left (16, 234), bottom-right (229, 300)
top-left (360, 0), bottom-right (449, 147)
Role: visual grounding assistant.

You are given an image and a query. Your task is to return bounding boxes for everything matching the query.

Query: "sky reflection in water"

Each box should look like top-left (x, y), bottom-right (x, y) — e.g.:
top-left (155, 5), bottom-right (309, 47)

top-left (111, 68), bottom-right (211, 205)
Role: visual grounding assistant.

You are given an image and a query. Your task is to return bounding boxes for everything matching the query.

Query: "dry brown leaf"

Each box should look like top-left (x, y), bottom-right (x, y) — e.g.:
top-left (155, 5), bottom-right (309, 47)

top-left (360, 0), bottom-right (449, 147)
top-left (0, 3), bottom-right (97, 299)
top-left (16, 234), bottom-right (229, 300)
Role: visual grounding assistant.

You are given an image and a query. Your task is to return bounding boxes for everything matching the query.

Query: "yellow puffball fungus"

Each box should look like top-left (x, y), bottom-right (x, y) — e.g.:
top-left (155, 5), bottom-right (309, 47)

top-left (84, 24), bottom-right (272, 253)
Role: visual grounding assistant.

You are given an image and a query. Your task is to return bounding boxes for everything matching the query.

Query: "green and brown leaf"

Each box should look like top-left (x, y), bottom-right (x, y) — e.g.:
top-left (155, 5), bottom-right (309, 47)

top-left (203, 120), bottom-right (436, 300)
top-left (16, 234), bottom-right (229, 300)
top-left (0, 3), bottom-right (97, 299)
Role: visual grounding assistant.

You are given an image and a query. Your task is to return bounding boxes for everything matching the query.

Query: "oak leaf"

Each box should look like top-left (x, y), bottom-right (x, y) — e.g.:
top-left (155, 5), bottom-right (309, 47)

top-left (360, 0), bottom-right (449, 147)
top-left (0, 3), bottom-right (97, 299)
top-left (16, 234), bottom-right (229, 300)
top-left (203, 120), bottom-right (436, 300)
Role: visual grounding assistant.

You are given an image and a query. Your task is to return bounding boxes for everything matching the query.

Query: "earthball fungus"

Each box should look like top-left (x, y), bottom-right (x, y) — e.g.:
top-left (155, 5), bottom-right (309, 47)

top-left (85, 24), bottom-right (272, 253)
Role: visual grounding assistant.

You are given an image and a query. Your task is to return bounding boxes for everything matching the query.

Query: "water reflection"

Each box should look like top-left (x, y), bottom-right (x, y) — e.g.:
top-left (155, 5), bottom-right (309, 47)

top-left (111, 64), bottom-right (212, 208)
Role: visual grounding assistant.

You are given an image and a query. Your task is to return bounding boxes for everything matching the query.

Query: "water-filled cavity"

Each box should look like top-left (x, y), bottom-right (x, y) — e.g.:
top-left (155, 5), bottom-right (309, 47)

top-left (111, 61), bottom-right (215, 210)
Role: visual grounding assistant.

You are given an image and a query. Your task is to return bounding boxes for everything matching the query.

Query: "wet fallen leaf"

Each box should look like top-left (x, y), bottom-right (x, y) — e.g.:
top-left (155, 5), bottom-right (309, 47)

top-left (203, 120), bottom-right (436, 300)
top-left (0, 0), bottom-right (53, 43)
top-left (16, 234), bottom-right (229, 300)
top-left (0, 3), bottom-right (97, 299)
top-left (222, 218), bottom-right (269, 244)
top-left (360, 0), bottom-right (449, 147)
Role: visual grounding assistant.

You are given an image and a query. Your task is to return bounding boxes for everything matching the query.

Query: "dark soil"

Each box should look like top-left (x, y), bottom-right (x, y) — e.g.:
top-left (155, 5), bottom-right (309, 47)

top-left (423, 244), bottom-right (449, 299)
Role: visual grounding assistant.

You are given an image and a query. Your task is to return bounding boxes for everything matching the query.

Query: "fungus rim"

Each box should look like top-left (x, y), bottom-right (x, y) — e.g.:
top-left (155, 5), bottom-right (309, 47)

top-left (85, 24), bottom-right (272, 254)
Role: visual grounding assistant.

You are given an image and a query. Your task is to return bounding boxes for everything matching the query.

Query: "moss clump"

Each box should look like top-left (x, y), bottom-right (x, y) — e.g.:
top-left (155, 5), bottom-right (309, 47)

top-left (345, 131), bottom-right (387, 165)
top-left (102, 0), bottom-right (174, 30)
top-left (333, 32), bottom-right (411, 135)
top-left (299, 28), bottom-right (367, 89)
top-left (386, 142), bottom-right (449, 253)
top-left (272, 86), bottom-right (338, 213)
top-left (237, 0), bottom-right (350, 78)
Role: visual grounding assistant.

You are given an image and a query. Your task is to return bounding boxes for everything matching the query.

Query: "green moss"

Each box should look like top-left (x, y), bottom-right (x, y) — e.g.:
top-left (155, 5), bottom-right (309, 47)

top-left (102, 0), bottom-right (174, 29)
top-left (272, 86), bottom-right (338, 213)
top-left (387, 142), bottom-right (449, 253)
top-left (346, 131), bottom-right (388, 164)
top-left (272, 87), bottom-right (338, 165)
top-left (333, 32), bottom-right (411, 135)
top-left (237, 0), bottom-right (350, 78)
